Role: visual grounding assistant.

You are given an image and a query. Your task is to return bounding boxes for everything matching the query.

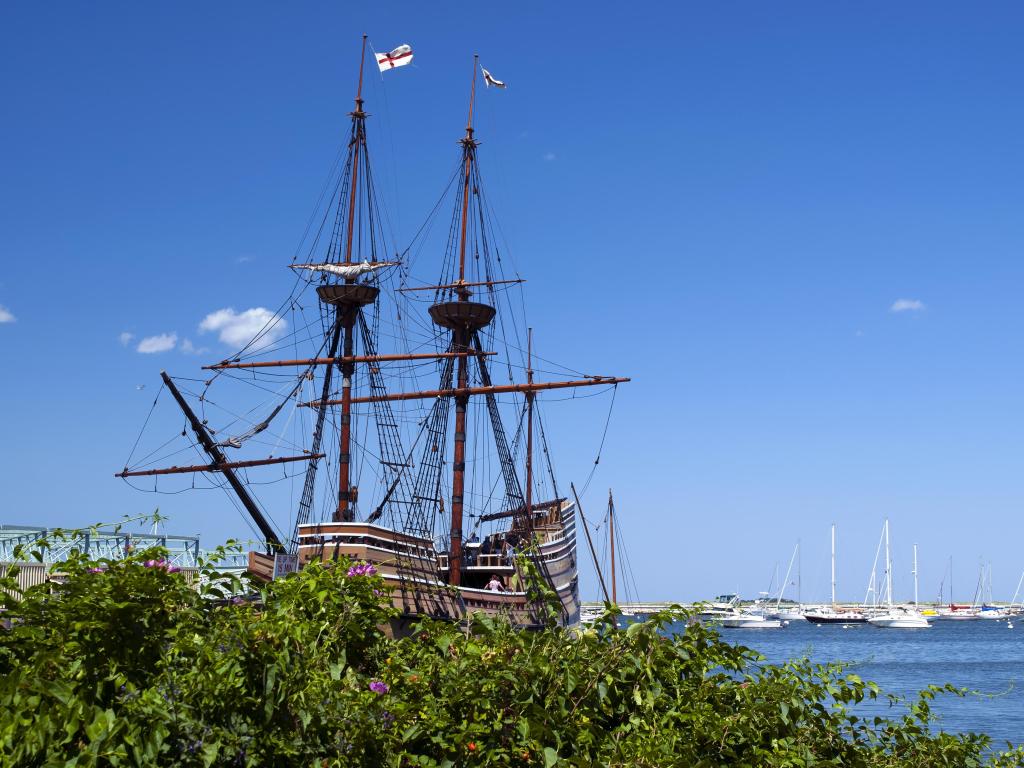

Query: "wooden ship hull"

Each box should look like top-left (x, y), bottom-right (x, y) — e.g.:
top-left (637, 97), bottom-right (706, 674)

top-left (249, 499), bottom-right (580, 630)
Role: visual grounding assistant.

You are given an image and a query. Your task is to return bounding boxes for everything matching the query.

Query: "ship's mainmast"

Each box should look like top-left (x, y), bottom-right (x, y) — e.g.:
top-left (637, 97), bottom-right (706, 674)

top-left (427, 57), bottom-right (496, 585)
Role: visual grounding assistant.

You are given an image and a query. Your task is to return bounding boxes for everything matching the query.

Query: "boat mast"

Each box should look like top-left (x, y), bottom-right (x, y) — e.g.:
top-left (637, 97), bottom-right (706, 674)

top-left (608, 490), bottom-right (617, 604)
top-left (913, 542), bottom-right (919, 608)
top-left (411, 56), bottom-right (630, 587)
top-left (950, 555), bottom-right (954, 605)
top-left (830, 522), bottom-right (836, 608)
top-left (797, 538), bottom-right (802, 604)
top-left (525, 328), bottom-right (534, 531)
top-left (571, 483), bottom-right (610, 603)
top-left (1009, 568), bottom-right (1024, 610)
top-left (442, 56), bottom-right (481, 587)
top-left (333, 34), bottom-right (370, 523)
top-left (884, 519), bottom-right (892, 609)
top-left (775, 542), bottom-right (798, 610)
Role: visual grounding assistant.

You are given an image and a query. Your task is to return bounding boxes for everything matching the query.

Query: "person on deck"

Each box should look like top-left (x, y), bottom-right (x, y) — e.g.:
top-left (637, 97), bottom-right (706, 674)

top-left (486, 575), bottom-right (504, 592)
top-left (465, 531), bottom-right (480, 566)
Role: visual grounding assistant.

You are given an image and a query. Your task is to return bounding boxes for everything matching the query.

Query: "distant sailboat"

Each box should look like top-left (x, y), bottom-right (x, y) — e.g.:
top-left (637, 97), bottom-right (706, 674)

top-left (868, 522), bottom-right (930, 629)
top-left (766, 541), bottom-right (805, 622)
top-left (805, 523), bottom-right (868, 625)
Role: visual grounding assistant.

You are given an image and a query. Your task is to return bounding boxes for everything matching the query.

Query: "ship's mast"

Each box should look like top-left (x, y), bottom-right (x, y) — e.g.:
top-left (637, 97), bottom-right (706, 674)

top-left (329, 35), bottom-right (374, 522)
top-left (830, 522), bottom-right (836, 608)
top-left (429, 56), bottom-right (490, 587)
top-left (456, 56), bottom-right (477, 297)
top-left (913, 542), bottom-right (919, 608)
top-left (524, 328), bottom-right (534, 530)
top-left (403, 55), bottom-right (630, 588)
top-left (884, 518), bottom-right (892, 609)
top-left (609, 489), bottom-right (617, 604)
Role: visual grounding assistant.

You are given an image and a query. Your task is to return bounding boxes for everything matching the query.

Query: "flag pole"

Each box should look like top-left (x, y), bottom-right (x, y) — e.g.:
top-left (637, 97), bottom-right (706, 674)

top-left (355, 34), bottom-right (368, 110)
top-left (456, 55), bottom-right (478, 288)
top-left (466, 53), bottom-right (478, 136)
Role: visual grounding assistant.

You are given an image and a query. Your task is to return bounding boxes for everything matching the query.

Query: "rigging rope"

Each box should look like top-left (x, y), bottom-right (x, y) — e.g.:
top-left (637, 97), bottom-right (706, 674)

top-left (578, 384), bottom-right (618, 497)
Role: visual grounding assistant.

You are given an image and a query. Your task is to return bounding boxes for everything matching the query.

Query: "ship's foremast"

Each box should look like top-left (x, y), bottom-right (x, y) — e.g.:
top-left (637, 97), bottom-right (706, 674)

top-left (332, 34), bottom-right (373, 523)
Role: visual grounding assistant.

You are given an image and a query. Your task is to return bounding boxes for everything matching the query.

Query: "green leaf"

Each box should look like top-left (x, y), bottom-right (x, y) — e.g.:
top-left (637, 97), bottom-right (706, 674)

top-left (543, 746), bottom-right (559, 766)
top-left (201, 740), bottom-right (221, 768)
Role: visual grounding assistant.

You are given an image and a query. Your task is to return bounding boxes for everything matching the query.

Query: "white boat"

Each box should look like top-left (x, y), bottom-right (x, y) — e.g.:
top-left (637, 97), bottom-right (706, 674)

top-left (978, 610), bottom-right (1009, 620)
top-left (721, 612), bottom-right (784, 629)
top-left (869, 609), bottom-right (931, 629)
top-left (867, 523), bottom-right (930, 629)
top-left (696, 594), bottom-right (741, 622)
top-left (771, 607), bottom-right (806, 621)
top-left (939, 607), bottom-right (980, 620)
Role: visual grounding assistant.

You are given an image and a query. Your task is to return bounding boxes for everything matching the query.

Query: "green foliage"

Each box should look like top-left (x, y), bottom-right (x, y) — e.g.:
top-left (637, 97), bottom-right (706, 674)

top-left (0, 530), bottom-right (1021, 767)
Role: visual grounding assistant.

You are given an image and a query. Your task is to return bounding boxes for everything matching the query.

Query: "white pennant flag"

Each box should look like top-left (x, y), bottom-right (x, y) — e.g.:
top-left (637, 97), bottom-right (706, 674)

top-left (376, 44), bottom-right (413, 72)
top-left (481, 67), bottom-right (506, 89)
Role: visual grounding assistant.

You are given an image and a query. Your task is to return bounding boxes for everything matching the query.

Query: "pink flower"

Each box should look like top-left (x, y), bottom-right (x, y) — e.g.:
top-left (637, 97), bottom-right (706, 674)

top-left (141, 559), bottom-right (180, 572)
top-left (347, 562), bottom-right (377, 577)
top-left (87, 567), bottom-right (104, 574)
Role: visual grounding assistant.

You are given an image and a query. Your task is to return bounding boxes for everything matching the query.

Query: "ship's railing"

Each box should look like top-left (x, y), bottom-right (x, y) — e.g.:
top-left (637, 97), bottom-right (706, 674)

top-left (298, 532), bottom-right (436, 561)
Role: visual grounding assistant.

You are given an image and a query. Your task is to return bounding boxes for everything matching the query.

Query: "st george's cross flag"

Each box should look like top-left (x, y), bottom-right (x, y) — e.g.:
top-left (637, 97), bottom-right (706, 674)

top-left (376, 45), bottom-right (413, 72)
top-left (481, 67), bottom-right (506, 89)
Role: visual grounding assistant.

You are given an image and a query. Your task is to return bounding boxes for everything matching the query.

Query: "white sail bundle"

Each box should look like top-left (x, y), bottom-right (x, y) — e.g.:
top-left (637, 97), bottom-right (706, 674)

top-left (290, 260), bottom-right (397, 280)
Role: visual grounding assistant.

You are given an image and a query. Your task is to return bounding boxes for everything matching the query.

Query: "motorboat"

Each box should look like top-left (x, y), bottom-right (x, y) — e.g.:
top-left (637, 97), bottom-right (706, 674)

top-left (696, 594), bottom-right (741, 622)
top-left (720, 612), bottom-right (784, 629)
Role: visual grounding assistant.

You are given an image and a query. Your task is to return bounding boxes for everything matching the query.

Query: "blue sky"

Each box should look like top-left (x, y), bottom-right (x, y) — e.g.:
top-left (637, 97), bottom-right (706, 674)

top-left (2, 2), bottom-right (1024, 602)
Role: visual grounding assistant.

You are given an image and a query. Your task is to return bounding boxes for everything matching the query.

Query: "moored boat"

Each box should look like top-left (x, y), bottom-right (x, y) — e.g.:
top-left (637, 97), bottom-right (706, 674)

top-left (805, 523), bottom-right (868, 624)
top-left (721, 612), bottom-right (783, 629)
top-left (116, 42), bottom-right (629, 632)
top-left (866, 523), bottom-right (930, 629)
top-left (804, 607), bottom-right (869, 625)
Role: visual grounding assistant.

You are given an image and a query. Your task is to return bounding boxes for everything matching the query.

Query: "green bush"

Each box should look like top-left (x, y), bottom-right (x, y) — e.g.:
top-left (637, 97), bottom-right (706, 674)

top-left (0, 532), bottom-right (1020, 767)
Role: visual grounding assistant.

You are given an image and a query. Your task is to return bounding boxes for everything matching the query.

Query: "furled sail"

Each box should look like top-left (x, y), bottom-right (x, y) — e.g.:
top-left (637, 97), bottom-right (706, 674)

top-left (290, 260), bottom-right (397, 280)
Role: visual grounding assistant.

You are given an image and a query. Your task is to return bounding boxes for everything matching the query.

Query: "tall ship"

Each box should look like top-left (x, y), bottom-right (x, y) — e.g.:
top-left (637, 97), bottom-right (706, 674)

top-left (117, 40), bottom-right (628, 631)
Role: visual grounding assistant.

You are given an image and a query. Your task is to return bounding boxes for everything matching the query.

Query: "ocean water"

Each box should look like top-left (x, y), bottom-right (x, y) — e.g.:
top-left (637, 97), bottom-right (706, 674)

top-left (669, 617), bottom-right (1024, 747)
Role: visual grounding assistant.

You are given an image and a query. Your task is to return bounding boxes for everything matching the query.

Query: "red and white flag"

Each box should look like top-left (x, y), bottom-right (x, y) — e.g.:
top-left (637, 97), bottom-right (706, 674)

top-left (481, 67), bottom-right (506, 89)
top-left (376, 44), bottom-right (413, 72)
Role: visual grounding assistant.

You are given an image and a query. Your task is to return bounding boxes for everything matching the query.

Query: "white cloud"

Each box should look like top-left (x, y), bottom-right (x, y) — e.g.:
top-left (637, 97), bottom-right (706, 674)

top-left (0, 305), bottom-right (15, 323)
top-left (199, 307), bottom-right (287, 350)
top-left (119, 331), bottom-right (135, 346)
top-left (235, 255), bottom-right (254, 264)
top-left (136, 332), bottom-right (178, 354)
top-left (543, 152), bottom-right (557, 162)
top-left (179, 338), bottom-right (209, 355)
top-left (890, 298), bottom-right (925, 313)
